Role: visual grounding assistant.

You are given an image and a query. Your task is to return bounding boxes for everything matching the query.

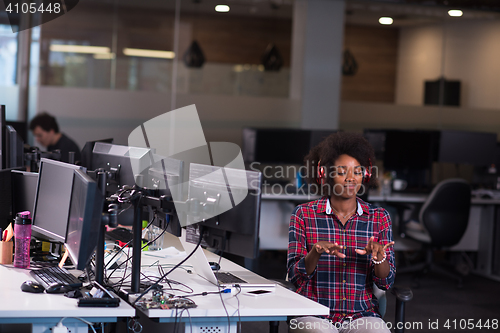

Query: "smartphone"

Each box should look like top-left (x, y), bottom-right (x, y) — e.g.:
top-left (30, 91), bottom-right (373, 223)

top-left (244, 289), bottom-right (273, 297)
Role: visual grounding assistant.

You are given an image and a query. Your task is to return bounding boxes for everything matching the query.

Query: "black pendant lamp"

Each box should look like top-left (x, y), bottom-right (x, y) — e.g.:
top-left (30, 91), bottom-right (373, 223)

top-left (183, 40), bottom-right (205, 68)
top-left (342, 49), bottom-right (358, 76)
top-left (261, 43), bottom-right (283, 71)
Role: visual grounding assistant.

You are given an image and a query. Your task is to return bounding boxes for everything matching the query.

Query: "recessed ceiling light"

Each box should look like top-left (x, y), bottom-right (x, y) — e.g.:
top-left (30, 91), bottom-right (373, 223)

top-left (215, 5), bottom-right (230, 13)
top-left (50, 45), bottom-right (111, 54)
top-left (448, 9), bottom-right (463, 17)
top-left (379, 17), bottom-right (393, 25)
top-left (123, 48), bottom-right (175, 59)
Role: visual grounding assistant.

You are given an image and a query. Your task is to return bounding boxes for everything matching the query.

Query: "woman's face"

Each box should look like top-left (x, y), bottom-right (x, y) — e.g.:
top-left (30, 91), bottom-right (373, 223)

top-left (330, 154), bottom-right (364, 198)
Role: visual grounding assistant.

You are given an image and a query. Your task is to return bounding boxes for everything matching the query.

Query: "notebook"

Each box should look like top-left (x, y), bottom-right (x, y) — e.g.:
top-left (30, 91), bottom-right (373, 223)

top-left (179, 233), bottom-right (276, 289)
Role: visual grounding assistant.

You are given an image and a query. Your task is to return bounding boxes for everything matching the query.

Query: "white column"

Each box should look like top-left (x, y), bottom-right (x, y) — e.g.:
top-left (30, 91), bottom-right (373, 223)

top-left (290, 0), bottom-right (345, 130)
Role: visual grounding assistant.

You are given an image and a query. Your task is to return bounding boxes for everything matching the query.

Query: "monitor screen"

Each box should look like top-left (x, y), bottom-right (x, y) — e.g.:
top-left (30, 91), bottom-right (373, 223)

top-left (65, 169), bottom-right (104, 270)
top-left (5, 125), bottom-right (24, 169)
top-left (80, 138), bottom-right (114, 169)
top-left (0, 105), bottom-right (5, 169)
top-left (32, 158), bottom-right (84, 242)
top-left (12, 170), bottom-right (38, 219)
top-left (0, 167), bottom-right (25, 230)
top-left (185, 164), bottom-right (262, 259)
top-left (383, 130), bottom-right (440, 170)
top-left (242, 128), bottom-right (338, 165)
top-left (364, 129), bottom-right (386, 160)
top-left (439, 130), bottom-right (497, 166)
top-left (242, 128), bottom-right (313, 165)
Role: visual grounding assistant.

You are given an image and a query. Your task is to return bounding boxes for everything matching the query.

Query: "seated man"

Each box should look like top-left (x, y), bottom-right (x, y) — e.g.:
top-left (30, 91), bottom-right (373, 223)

top-left (29, 112), bottom-right (81, 164)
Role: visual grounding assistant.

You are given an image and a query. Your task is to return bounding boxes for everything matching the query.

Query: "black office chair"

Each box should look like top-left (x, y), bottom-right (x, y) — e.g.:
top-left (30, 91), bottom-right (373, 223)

top-left (398, 178), bottom-right (472, 288)
top-left (269, 280), bottom-right (413, 333)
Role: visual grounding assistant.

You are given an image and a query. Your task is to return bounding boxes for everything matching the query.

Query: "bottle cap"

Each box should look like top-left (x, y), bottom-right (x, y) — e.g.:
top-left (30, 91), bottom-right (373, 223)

top-left (15, 211), bottom-right (32, 225)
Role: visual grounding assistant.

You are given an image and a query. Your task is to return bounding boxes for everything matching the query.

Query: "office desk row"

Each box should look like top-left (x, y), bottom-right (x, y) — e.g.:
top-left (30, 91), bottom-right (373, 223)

top-left (0, 234), bottom-right (328, 333)
top-left (0, 264), bottom-right (135, 333)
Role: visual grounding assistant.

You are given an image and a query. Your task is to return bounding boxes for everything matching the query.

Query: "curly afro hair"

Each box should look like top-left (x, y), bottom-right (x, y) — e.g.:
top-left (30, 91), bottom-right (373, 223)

top-left (303, 132), bottom-right (377, 194)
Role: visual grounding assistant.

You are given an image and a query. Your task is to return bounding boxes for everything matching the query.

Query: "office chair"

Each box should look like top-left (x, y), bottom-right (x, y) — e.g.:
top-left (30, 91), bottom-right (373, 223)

top-left (269, 280), bottom-right (413, 333)
top-left (397, 178), bottom-right (472, 289)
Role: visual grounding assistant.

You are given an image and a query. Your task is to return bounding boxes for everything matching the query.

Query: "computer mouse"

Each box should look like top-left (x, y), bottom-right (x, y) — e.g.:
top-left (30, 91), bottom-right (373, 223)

top-left (45, 283), bottom-right (73, 294)
top-left (481, 193), bottom-right (493, 199)
top-left (209, 261), bottom-right (221, 271)
top-left (20, 280), bottom-right (45, 293)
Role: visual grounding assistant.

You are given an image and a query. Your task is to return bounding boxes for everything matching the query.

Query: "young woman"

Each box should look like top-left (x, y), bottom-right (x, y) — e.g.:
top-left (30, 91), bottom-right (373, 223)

top-left (288, 132), bottom-right (395, 333)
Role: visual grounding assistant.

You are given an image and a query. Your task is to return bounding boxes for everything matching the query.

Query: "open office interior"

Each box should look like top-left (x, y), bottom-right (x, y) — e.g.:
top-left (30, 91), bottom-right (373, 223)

top-left (2, 0), bottom-right (500, 332)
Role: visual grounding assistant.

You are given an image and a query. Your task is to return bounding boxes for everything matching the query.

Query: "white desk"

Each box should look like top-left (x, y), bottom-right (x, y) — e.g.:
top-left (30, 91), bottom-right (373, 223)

top-left (128, 235), bottom-right (329, 333)
top-left (0, 264), bottom-right (135, 333)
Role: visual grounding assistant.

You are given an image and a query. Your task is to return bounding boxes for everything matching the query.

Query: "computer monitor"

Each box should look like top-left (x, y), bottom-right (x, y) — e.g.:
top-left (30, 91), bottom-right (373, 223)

top-left (364, 129), bottom-right (386, 160)
top-left (11, 170), bottom-right (38, 219)
top-left (32, 158), bottom-right (84, 242)
top-left (5, 125), bottom-right (24, 168)
top-left (242, 128), bottom-right (320, 165)
top-left (383, 130), bottom-right (440, 170)
top-left (146, 158), bottom-right (184, 236)
top-left (91, 142), bottom-right (184, 229)
top-left (0, 105), bottom-right (5, 169)
top-left (438, 130), bottom-right (497, 166)
top-left (0, 167), bottom-right (25, 230)
top-left (91, 142), bottom-right (153, 194)
top-left (65, 169), bottom-right (104, 270)
top-left (382, 130), bottom-right (440, 192)
top-left (79, 138), bottom-right (114, 169)
top-left (185, 164), bottom-right (263, 259)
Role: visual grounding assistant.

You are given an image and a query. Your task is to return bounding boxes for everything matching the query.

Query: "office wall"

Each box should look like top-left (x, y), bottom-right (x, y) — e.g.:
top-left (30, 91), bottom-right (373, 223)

top-left (340, 101), bottom-right (500, 138)
top-left (342, 25), bottom-right (399, 103)
top-left (396, 19), bottom-right (500, 109)
top-left (37, 86), bottom-right (301, 149)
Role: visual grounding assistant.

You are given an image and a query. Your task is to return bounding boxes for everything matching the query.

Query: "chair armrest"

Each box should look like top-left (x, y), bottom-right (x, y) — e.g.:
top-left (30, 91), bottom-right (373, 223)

top-left (270, 279), bottom-right (296, 292)
top-left (391, 285), bottom-right (413, 302)
top-left (391, 286), bottom-right (413, 333)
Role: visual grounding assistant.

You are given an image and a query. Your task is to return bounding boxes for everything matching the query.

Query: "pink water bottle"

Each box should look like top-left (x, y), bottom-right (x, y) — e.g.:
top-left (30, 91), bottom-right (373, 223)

top-left (13, 211), bottom-right (32, 269)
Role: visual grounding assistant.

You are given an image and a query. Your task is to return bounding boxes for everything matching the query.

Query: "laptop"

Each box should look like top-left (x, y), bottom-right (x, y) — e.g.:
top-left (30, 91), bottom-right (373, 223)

top-left (179, 232), bottom-right (276, 289)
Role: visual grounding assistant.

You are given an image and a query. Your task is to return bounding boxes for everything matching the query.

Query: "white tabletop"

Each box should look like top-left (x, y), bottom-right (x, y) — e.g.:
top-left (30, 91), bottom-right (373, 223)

top-left (0, 264), bottom-right (135, 322)
top-left (130, 234), bottom-right (329, 322)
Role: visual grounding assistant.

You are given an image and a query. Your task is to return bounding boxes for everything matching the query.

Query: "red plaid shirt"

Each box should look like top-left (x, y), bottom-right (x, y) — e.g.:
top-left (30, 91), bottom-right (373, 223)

top-left (287, 196), bottom-right (395, 323)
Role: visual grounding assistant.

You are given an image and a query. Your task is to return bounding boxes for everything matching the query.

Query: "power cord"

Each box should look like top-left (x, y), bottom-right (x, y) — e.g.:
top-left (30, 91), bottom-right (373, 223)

top-left (132, 228), bottom-right (205, 306)
top-left (53, 317), bottom-right (97, 333)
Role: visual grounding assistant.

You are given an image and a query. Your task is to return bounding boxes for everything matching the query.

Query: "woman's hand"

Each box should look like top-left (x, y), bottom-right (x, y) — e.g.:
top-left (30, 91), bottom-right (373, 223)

top-left (355, 236), bottom-right (394, 261)
top-left (313, 241), bottom-right (346, 259)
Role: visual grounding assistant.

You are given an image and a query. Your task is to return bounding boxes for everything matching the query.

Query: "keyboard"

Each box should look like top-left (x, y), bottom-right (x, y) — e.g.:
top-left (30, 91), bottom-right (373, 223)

top-left (30, 266), bottom-right (83, 289)
top-left (215, 272), bottom-right (247, 284)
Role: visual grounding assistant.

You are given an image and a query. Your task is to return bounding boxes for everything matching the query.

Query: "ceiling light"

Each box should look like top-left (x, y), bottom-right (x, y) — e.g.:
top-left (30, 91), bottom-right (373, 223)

top-left (215, 5), bottom-right (230, 12)
top-left (123, 48), bottom-right (175, 59)
top-left (50, 45), bottom-right (111, 54)
top-left (448, 9), bottom-right (463, 17)
top-left (94, 53), bottom-right (115, 60)
top-left (379, 17), bottom-right (393, 25)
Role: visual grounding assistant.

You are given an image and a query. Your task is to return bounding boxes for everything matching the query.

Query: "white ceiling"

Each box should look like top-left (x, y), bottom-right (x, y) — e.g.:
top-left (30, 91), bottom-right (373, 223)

top-left (82, 0), bottom-right (500, 25)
